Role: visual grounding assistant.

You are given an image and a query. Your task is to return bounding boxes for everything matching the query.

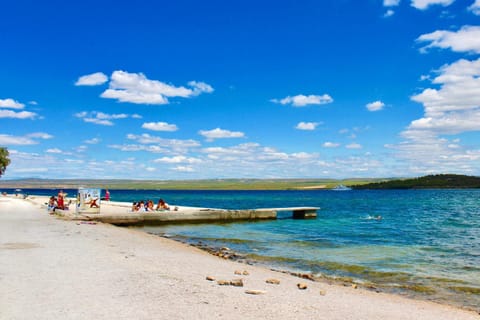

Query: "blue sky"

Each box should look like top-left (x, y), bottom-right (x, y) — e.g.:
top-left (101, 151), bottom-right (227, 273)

top-left (1, 0), bottom-right (480, 179)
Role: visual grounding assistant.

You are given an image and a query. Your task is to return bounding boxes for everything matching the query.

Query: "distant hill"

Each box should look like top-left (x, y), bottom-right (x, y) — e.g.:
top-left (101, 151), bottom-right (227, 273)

top-left (352, 174), bottom-right (480, 189)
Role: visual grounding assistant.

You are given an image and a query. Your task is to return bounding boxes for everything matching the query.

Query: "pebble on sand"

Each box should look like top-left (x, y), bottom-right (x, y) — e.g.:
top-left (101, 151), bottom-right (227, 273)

top-left (245, 290), bottom-right (266, 295)
top-left (266, 278), bottom-right (281, 285)
top-left (230, 279), bottom-right (244, 287)
top-left (297, 283), bottom-right (308, 290)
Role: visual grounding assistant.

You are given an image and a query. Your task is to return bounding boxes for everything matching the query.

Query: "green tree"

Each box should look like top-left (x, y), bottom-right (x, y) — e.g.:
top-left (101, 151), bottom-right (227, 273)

top-left (0, 147), bottom-right (10, 177)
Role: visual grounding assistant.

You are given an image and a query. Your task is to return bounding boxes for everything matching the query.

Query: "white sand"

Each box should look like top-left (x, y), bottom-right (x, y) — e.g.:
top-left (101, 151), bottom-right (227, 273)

top-left (1, 196), bottom-right (478, 320)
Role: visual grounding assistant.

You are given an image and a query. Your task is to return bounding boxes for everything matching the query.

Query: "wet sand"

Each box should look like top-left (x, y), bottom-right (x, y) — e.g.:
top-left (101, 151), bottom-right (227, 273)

top-left (1, 195), bottom-right (478, 320)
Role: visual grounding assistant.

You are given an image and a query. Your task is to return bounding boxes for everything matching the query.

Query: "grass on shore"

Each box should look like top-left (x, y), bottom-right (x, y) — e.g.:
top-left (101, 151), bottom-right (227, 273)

top-left (0, 178), bottom-right (389, 190)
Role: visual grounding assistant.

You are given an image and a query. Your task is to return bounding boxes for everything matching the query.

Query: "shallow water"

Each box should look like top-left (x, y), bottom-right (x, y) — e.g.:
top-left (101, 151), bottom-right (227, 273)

top-left (14, 188), bottom-right (480, 310)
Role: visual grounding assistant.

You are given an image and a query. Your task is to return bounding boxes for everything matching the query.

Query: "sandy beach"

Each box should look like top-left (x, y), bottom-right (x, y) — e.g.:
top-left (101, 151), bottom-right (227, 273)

top-left (1, 196), bottom-right (478, 320)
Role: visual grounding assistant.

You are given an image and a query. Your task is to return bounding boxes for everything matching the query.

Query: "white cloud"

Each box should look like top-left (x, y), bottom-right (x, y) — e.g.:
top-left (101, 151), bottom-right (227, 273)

top-left (126, 133), bottom-right (200, 148)
top-left (75, 72), bottom-right (108, 86)
top-left (295, 122), bottom-right (319, 130)
top-left (469, 0), bottom-right (480, 15)
top-left (271, 94), bottom-right (333, 107)
top-left (366, 100), bottom-right (385, 111)
top-left (346, 143), bottom-right (362, 149)
top-left (46, 148), bottom-right (63, 154)
top-left (417, 26), bottom-right (480, 54)
top-left (84, 138), bottom-right (100, 144)
top-left (323, 142), bottom-right (340, 148)
top-left (188, 81), bottom-right (214, 95)
top-left (199, 128), bottom-right (245, 141)
top-left (408, 58), bottom-right (480, 135)
top-left (75, 111), bottom-right (134, 126)
top-left (171, 165), bottom-right (195, 172)
top-left (27, 132), bottom-right (53, 139)
top-left (384, 0), bottom-right (401, 6)
top-left (100, 70), bottom-right (213, 105)
top-left (0, 132), bottom-right (51, 145)
top-left (384, 9), bottom-right (395, 17)
top-left (0, 110), bottom-right (37, 119)
top-left (111, 134), bottom-right (200, 155)
top-left (153, 156), bottom-right (201, 164)
top-left (0, 98), bottom-right (25, 109)
top-left (0, 134), bottom-right (37, 145)
top-left (389, 57), bottom-right (480, 173)
top-left (411, 0), bottom-right (454, 10)
top-left (142, 122), bottom-right (178, 132)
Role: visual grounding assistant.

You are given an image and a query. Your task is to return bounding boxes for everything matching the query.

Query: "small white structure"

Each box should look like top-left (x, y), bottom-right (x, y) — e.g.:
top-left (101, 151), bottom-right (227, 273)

top-left (77, 188), bottom-right (101, 214)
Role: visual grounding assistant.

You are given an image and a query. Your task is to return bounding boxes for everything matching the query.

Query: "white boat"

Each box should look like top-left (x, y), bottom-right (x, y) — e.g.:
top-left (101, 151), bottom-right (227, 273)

top-left (332, 184), bottom-right (352, 191)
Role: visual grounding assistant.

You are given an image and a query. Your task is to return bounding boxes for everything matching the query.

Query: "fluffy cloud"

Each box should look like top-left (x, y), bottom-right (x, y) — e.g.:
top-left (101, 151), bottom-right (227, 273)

top-left (390, 57), bottom-right (480, 173)
top-left (0, 98), bottom-right (25, 109)
top-left (153, 156), bottom-right (201, 164)
top-left (100, 70), bottom-right (213, 105)
top-left (323, 142), bottom-right (340, 148)
top-left (384, 0), bottom-right (400, 6)
top-left (469, 0), bottom-right (480, 15)
top-left (75, 72), bottom-right (108, 86)
top-left (346, 143), bottom-right (362, 149)
top-left (366, 100), bottom-right (385, 111)
top-left (408, 58), bottom-right (480, 134)
top-left (27, 132), bottom-right (53, 139)
top-left (0, 110), bottom-right (37, 119)
top-left (188, 81), bottom-right (214, 95)
top-left (411, 0), bottom-right (454, 10)
top-left (75, 111), bottom-right (133, 126)
top-left (46, 148), bottom-right (63, 154)
top-left (171, 166), bottom-right (195, 172)
top-left (0, 133), bottom-right (52, 145)
top-left (417, 26), bottom-right (480, 54)
top-left (384, 9), bottom-right (395, 17)
top-left (84, 138), bottom-right (101, 144)
top-left (126, 133), bottom-right (200, 147)
top-left (0, 134), bottom-right (37, 145)
top-left (198, 128), bottom-right (245, 141)
top-left (112, 133), bottom-right (200, 155)
top-left (142, 122), bottom-right (178, 132)
top-left (271, 94), bottom-right (333, 107)
top-left (295, 122), bottom-right (319, 130)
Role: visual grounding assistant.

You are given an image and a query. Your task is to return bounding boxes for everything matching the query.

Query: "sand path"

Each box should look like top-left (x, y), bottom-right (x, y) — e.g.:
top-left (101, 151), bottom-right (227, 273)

top-left (1, 196), bottom-right (478, 320)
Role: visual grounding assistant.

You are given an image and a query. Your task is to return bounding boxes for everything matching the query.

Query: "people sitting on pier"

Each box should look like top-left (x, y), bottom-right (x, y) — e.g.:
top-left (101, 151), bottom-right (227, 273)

top-left (57, 190), bottom-right (65, 210)
top-left (137, 200), bottom-right (146, 212)
top-left (131, 202), bottom-right (138, 212)
top-left (156, 199), bottom-right (170, 211)
top-left (146, 200), bottom-right (155, 211)
top-left (47, 196), bottom-right (57, 213)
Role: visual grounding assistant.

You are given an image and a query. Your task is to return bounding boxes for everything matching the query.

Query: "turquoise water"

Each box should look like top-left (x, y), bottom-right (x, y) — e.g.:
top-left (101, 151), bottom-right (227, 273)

top-left (13, 188), bottom-right (480, 310)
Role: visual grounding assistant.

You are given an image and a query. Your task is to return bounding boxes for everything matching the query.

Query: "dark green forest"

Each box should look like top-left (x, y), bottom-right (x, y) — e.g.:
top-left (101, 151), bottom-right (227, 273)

top-left (352, 174), bottom-right (480, 189)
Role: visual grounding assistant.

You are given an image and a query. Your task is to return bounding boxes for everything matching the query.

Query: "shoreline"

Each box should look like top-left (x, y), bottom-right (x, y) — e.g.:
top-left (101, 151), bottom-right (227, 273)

top-left (1, 195), bottom-right (479, 319)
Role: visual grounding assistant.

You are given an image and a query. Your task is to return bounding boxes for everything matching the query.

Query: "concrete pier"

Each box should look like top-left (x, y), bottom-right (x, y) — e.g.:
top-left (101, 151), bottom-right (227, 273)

top-left (28, 196), bottom-right (319, 226)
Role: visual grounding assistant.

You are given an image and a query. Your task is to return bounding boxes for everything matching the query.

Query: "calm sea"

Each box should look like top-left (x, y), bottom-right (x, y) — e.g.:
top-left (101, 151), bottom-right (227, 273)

top-left (11, 188), bottom-right (480, 310)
